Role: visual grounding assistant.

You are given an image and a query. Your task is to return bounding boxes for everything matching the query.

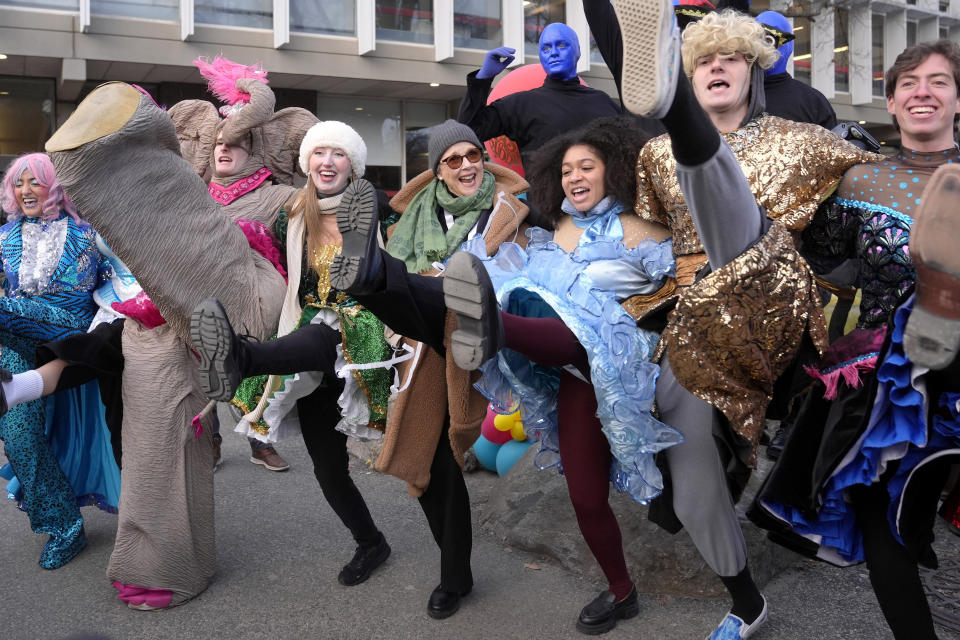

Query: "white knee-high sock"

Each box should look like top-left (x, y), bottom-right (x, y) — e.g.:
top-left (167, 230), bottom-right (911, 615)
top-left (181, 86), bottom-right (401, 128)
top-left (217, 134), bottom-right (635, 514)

top-left (2, 370), bottom-right (44, 407)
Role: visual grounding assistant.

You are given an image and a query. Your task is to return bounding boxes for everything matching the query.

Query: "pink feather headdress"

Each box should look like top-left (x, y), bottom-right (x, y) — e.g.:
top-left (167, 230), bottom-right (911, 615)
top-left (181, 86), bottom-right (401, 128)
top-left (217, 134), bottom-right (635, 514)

top-left (194, 55), bottom-right (268, 117)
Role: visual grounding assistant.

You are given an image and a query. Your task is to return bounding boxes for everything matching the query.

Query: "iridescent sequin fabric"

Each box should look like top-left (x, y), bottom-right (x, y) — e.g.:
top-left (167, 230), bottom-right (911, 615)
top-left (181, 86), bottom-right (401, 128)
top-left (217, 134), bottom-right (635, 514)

top-left (635, 115), bottom-right (881, 256)
top-left (802, 147), bottom-right (960, 330)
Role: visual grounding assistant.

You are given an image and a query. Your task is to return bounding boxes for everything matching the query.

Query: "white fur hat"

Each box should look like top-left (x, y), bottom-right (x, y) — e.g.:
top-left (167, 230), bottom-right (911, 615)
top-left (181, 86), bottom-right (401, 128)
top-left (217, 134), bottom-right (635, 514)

top-left (298, 120), bottom-right (367, 179)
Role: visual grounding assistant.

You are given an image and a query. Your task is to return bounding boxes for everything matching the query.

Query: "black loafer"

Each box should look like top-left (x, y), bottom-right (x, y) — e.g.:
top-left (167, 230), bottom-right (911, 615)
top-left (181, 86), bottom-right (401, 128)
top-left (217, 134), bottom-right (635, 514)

top-left (576, 587), bottom-right (639, 635)
top-left (338, 534), bottom-right (391, 586)
top-left (330, 179), bottom-right (382, 295)
top-left (442, 251), bottom-right (503, 371)
top-left (427, 584), bottom-right (472, 620)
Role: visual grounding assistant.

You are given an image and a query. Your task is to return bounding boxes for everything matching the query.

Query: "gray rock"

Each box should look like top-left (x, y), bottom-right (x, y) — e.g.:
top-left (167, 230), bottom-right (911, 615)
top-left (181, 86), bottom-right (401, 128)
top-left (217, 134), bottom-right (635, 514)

top-left (478, 442), bottom-right (803, 598)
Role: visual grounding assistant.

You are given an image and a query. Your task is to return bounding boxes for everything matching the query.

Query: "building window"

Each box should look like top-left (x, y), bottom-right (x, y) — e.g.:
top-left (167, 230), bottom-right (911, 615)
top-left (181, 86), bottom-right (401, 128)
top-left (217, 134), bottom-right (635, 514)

top-left (195, 0), bottom-right (272, 29)
top-left (0, 0), bottom-right (78, 8)
top-left (454, 0), bottom-right (501, 50)
top-left (291, 0), bottom-right (355, 36)
top-left (524, 0), bottom-right (564, 58)
top-left (793, 17), bottom-right (811, 85)
top-left (317, 96), bottom-right (403, 191)
top-left (872, 13), bottom-right (885, 97)
top-left (834, 8), bottom-right (849, 93)
top-left (376, 0), bottom-right (434, 45)
top-left (941, 26), bottom-right (950, 40)
top-left (0, 77), bottom-right (57, 165)
top-left (907, 21), bottom-right (917, 47)
top-left (941, 0), bottom-right (950, 11)
top-left (91, 0), bottom-right (177, 21)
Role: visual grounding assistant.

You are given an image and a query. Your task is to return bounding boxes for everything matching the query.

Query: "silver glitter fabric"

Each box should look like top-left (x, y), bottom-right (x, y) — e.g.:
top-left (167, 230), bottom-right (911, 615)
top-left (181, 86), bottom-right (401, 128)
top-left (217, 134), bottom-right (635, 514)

top-left (19, 217), bottom-right (69, 295)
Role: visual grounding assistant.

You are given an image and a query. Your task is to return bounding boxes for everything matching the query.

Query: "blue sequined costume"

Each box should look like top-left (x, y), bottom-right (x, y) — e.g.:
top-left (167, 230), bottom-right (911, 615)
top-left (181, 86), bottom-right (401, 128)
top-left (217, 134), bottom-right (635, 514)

top-left (468, 200), bottom-right (683, 504)
top-left (754, 147), bottom-right (960, 565)
top-left (0, 213), bottom-right (120, 569)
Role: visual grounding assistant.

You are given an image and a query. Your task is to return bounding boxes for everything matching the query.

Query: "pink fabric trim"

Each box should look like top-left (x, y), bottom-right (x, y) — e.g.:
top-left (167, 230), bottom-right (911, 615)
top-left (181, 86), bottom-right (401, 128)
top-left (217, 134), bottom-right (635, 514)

top-left (208, 167), bottom-right (273, 205)
top-left (112, 291), bottom-right (166, 329)
top-left (803, 354), bottom-right (879, 401)
top-left (236, 218), bottom-right (288, 280)
top-left (192, 413), bottom-right (204, 438)
top-left (112, 581), bottom-right (174, 608)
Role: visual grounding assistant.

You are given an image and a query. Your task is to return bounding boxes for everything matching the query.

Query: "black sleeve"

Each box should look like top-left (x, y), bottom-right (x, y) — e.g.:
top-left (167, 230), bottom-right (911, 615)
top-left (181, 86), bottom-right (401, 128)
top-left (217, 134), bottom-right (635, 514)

top-left (817, 97), bottom-right (838, 131)
top-left (583, 0), bottom-right (624, 102)
top-left (457, 70), bottom-right (508, 143)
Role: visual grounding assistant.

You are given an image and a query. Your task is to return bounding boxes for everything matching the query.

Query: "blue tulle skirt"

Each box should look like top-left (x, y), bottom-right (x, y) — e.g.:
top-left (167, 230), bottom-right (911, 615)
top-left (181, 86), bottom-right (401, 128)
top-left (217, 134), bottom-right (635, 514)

top-left (462, 230), bottom-right (684, 504)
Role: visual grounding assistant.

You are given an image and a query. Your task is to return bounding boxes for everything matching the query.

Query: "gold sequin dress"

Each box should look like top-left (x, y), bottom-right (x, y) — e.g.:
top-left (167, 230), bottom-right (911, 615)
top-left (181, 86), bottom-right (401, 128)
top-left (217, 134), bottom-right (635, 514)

top-left (635, 115), bottom-right (879, 464)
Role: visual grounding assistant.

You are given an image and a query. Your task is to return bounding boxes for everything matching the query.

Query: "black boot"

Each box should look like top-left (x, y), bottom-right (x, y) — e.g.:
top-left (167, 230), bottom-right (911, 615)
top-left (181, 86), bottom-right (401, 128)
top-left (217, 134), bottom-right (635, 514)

top-left (766, 421), bottom-right (792, 460)
top-left (330, 179), bottom-right (384, 295)
top-left (190, 298), bottom-right (251, 401)
top-left (442, 251), bottom-right (504, 371)
top-left (427, 584), bottom-right (472, 620)
top-left (337, 533), bottom-right (391, 586)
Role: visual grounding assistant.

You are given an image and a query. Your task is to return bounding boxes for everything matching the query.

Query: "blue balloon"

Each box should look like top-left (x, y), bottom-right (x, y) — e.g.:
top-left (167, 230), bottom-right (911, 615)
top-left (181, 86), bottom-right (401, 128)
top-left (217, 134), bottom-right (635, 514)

top-left (496, 439), bottom-right (533, 476)
top-left (473, 435), bottom-right (501, 472)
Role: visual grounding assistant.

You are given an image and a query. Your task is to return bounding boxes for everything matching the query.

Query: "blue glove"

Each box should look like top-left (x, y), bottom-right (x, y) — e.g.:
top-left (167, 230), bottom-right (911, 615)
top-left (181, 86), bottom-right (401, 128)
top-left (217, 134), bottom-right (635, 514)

top-left (477, 46), bottom-right (517, 79)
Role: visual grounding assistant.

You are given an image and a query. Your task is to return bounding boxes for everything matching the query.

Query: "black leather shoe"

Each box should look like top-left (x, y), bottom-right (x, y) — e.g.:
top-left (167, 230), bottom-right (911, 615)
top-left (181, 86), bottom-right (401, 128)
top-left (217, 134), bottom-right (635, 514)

top-left (0, 368), bottom-right (10, 418)
top-left (330, 179), bottom-right (382, 295)
top-left (443, 251), bottom-right (503, 371)
top-left (576, 587), bottom-right (639, 635)
top-left (766, 421), bottom-right (792, 461)
top-left (190, 298), bottom-right (250, 401)
top-left (427, 584), bottom-right (472, 620)
top-left (338, 534), bottom-right (391, 586)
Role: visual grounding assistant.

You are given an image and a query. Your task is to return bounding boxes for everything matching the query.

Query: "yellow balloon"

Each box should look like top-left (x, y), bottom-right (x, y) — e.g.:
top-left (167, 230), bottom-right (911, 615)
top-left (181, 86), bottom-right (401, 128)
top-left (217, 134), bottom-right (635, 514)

top-left (510, 421), bottom-right (526, 441)
top-left (493, 413), bottom-right (514, 431)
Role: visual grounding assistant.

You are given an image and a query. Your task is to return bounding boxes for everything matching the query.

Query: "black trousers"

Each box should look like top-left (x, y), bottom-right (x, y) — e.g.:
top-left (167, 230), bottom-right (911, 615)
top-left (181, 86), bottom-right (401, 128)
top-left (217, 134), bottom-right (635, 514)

top-left (351, 251), bottom-right (474, 590)
top-left (246, 322), bottom-right (382, 549)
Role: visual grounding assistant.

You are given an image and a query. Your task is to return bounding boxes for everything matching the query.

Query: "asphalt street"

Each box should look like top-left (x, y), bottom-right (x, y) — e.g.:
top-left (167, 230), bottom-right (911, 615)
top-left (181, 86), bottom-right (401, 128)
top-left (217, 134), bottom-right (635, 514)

top-left (3, 409), bottom-right (960, 640)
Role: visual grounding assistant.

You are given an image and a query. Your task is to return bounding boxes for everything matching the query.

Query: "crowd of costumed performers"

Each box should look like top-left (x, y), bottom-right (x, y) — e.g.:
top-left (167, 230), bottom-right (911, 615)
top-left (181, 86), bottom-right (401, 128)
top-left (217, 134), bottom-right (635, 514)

top-left (3, 1), bottom-right (960, 639)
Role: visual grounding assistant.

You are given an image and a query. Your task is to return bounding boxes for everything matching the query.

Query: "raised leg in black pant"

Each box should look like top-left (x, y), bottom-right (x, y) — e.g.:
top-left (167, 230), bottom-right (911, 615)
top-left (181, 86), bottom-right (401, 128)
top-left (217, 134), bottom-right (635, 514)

top-left (242, 323), bottom-right (340, 378)
top-left (418, 420), bottom-right (473, 593)
top-left (296, 382), bottom-right (382, 549)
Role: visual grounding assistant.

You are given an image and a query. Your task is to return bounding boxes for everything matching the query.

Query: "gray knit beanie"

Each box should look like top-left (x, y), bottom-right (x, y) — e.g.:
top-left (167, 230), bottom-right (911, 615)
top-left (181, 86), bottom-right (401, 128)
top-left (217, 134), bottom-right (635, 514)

top-left (428, 119), bottom-right (483, 174)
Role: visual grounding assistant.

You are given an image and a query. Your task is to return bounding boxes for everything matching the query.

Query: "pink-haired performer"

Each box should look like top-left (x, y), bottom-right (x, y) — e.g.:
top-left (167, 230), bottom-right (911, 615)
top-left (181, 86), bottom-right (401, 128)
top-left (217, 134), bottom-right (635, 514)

top-left (0, 153), bottom-right (119, 569)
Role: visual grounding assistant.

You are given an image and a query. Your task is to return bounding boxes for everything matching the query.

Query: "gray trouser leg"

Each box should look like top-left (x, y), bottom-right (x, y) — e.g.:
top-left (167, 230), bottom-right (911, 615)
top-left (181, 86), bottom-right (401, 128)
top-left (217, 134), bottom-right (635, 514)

top-left (676, 141), bottom-right (767, 270)
top-left (657, 356), bottom-right (747, 577)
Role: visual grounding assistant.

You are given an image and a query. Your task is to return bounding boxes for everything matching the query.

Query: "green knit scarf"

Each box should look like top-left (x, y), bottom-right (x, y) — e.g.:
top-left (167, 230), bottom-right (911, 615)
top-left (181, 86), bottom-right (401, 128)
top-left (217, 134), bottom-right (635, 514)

top-left (387, 170), bottom-right (495, 272)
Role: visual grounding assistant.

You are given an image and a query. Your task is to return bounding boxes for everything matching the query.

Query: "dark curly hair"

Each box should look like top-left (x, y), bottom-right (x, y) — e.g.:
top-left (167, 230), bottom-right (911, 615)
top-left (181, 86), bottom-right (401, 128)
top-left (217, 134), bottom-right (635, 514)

top-left (527, 116), bottom-right (651, 227)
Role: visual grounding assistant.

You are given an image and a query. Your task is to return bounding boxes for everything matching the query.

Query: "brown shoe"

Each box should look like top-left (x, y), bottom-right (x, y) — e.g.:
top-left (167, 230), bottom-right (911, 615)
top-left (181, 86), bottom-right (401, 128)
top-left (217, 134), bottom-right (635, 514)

top-left (211, 433), bottom-right (223, 470)
top-left (250, 447), bottom-right (290, 472)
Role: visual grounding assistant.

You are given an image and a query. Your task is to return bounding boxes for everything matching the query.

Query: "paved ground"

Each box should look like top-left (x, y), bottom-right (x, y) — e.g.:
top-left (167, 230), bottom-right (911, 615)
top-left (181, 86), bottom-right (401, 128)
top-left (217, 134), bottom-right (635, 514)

top-left (3, 412), bottom-right (959, 640)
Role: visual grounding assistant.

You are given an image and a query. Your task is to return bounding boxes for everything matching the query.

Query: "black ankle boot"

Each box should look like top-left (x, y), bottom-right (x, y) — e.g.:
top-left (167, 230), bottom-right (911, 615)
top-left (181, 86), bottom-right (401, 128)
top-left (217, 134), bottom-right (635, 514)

top-left (330, 179), bottom-right (384, 295)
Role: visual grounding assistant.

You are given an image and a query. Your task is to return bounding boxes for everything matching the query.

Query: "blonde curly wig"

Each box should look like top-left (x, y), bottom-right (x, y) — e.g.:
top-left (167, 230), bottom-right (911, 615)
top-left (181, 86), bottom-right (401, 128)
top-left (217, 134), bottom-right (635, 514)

top-left (681, 10), bottom-right (779, 77)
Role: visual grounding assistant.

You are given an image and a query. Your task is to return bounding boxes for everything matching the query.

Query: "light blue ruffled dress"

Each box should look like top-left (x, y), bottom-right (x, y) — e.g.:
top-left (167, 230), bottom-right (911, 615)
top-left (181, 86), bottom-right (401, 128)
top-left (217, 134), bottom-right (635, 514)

top-left (463, 197), bottom-right (684, 504)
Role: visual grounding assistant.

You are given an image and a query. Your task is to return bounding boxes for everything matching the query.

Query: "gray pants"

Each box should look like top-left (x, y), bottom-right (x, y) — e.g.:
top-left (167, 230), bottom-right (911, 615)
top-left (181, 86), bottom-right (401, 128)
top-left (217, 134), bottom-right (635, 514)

top-left (658, 140), bottom-right (766, 577)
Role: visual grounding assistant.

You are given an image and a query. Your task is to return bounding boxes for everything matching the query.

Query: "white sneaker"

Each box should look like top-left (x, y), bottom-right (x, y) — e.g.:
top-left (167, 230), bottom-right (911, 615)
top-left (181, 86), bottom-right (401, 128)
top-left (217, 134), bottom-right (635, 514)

top-left (612, 0), bottom-right (681, 118)
top-left (705, 596), bottom-right (768, 639)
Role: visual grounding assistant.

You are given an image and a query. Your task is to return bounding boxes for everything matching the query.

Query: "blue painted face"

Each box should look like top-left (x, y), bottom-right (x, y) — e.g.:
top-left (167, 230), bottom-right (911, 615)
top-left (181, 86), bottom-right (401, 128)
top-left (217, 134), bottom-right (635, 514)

top-left (539, 23), bottom-right (581, 81)
top-left (756, 11), bottom-right (793, 76)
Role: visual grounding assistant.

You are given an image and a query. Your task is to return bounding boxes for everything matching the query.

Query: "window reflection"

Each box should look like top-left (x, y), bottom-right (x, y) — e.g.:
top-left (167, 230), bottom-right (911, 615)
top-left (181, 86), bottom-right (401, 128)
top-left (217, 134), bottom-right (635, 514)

top-left (291, 0), bottom-right (355, 36)
top-left (91, 0), bottom-right (177, 21)
top-left (317, 96), bottom-right (403, 191)
top-left (0, 0), bottom-right (78, 8)
top-left (376, 0), bottom-right (434, 45)
top-left (793, 17), bottom-right (811, 85)
top-left (834, 8), bottom-right (849, 93)
top-left (195, 0), bottom-right (272, 29)
top-left (872, 14), bottom-right (885, 97)
top-left (454, 0), bottom-right (501, 51)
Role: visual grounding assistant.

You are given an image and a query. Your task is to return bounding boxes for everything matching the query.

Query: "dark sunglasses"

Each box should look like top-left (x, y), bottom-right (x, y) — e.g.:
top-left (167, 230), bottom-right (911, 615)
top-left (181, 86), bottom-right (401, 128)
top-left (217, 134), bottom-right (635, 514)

top-left (440, 147), bottom-right (483, 170)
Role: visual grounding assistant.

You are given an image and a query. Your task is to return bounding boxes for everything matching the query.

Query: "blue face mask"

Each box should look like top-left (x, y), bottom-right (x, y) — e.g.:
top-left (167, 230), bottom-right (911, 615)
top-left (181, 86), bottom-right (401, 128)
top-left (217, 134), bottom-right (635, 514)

top-left (539, 23), bottom-right (581, 82)
top-left (756, 11), bottom-right (794, 76)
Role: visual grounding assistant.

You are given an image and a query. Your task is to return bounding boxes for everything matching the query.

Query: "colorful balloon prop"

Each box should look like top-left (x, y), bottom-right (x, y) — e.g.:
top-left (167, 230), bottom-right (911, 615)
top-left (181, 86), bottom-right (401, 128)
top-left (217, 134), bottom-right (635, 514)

top-left (473, 404), bottom-right (530, 475)
top-left (484, 64), bottom-right (588, 178)
top-left (496, 439), bottom-right (533, 476)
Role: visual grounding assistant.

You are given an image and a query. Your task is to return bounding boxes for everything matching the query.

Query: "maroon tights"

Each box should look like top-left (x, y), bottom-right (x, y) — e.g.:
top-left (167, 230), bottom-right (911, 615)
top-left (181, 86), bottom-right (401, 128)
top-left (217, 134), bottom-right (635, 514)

top-left (502, 312), bottom-right (633, 600)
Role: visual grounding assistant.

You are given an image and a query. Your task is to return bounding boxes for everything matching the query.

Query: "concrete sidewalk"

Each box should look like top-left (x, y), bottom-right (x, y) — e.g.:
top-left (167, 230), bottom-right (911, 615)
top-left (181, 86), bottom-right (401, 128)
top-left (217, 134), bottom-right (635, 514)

top-left (3, 419), bottom-right (958, 640)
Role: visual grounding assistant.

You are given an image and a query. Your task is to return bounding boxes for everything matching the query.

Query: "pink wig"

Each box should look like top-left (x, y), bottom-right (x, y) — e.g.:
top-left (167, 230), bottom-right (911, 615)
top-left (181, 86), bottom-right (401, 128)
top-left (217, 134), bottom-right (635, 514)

top-left (194, 56), bottom-right (268, 107)
top-left (1, 152), bottom-right (80, 223)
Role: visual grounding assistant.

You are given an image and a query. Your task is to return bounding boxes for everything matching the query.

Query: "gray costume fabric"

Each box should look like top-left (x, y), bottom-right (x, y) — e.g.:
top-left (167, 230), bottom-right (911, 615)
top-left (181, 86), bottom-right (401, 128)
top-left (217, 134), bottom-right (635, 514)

top-left (50, 89), bottom-right (286, 603)
top-left (657, 140), bottom-right (767, 577)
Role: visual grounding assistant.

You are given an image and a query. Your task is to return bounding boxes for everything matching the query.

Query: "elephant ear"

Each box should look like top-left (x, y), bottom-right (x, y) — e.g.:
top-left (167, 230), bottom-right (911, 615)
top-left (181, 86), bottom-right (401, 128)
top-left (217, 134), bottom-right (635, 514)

top-left (219, 78), bottom-right (275, 145)
top-left (168, 99), bottom-right (220, 179)
top-left (262, 107), bottom-right (319, 185)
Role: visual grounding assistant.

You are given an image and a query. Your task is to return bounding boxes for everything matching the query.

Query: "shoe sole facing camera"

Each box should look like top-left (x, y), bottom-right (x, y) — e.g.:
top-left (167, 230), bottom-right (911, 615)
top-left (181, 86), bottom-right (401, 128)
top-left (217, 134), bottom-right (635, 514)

top-left (443, 252), bottom-right (498, 371)
top-left (330, 178), bottom-right (378, 293)
top-left (190, 299), bottom-right (238, 402)
top-left (611, 0), bottom-right (679, 119)
top-left (904, 164), bottom-right (960, 370)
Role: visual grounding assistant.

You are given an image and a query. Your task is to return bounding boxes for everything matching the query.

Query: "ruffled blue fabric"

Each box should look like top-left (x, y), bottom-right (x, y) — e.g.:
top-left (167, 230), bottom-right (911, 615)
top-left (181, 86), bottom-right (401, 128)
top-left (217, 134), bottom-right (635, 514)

top-left (763, 294), bottom-right (960, 562)
top-left (461, 225), bottom-right (682, 504)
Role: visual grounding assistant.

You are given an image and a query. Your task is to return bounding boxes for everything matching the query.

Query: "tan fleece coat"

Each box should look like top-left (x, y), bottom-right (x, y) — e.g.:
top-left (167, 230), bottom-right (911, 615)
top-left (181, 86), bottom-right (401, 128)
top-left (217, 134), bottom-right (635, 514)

top-left (376, 164), bottom-right (529, 496)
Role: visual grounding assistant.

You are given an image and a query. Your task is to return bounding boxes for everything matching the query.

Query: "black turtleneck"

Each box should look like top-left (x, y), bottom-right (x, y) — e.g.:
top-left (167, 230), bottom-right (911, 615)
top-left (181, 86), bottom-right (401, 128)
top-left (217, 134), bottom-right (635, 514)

top-left (763, 72), bottom-right (837, 130)
top-left (457, 70), bottom-right (622, 167)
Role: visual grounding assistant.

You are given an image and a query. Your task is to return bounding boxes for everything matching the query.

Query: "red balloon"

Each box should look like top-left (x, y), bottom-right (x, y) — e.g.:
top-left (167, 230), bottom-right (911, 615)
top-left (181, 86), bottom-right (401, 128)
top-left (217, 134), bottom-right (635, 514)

top-left (480, 404), bottom-right (513, 445)
top-left (483, 65), bottom-right (588, 178)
